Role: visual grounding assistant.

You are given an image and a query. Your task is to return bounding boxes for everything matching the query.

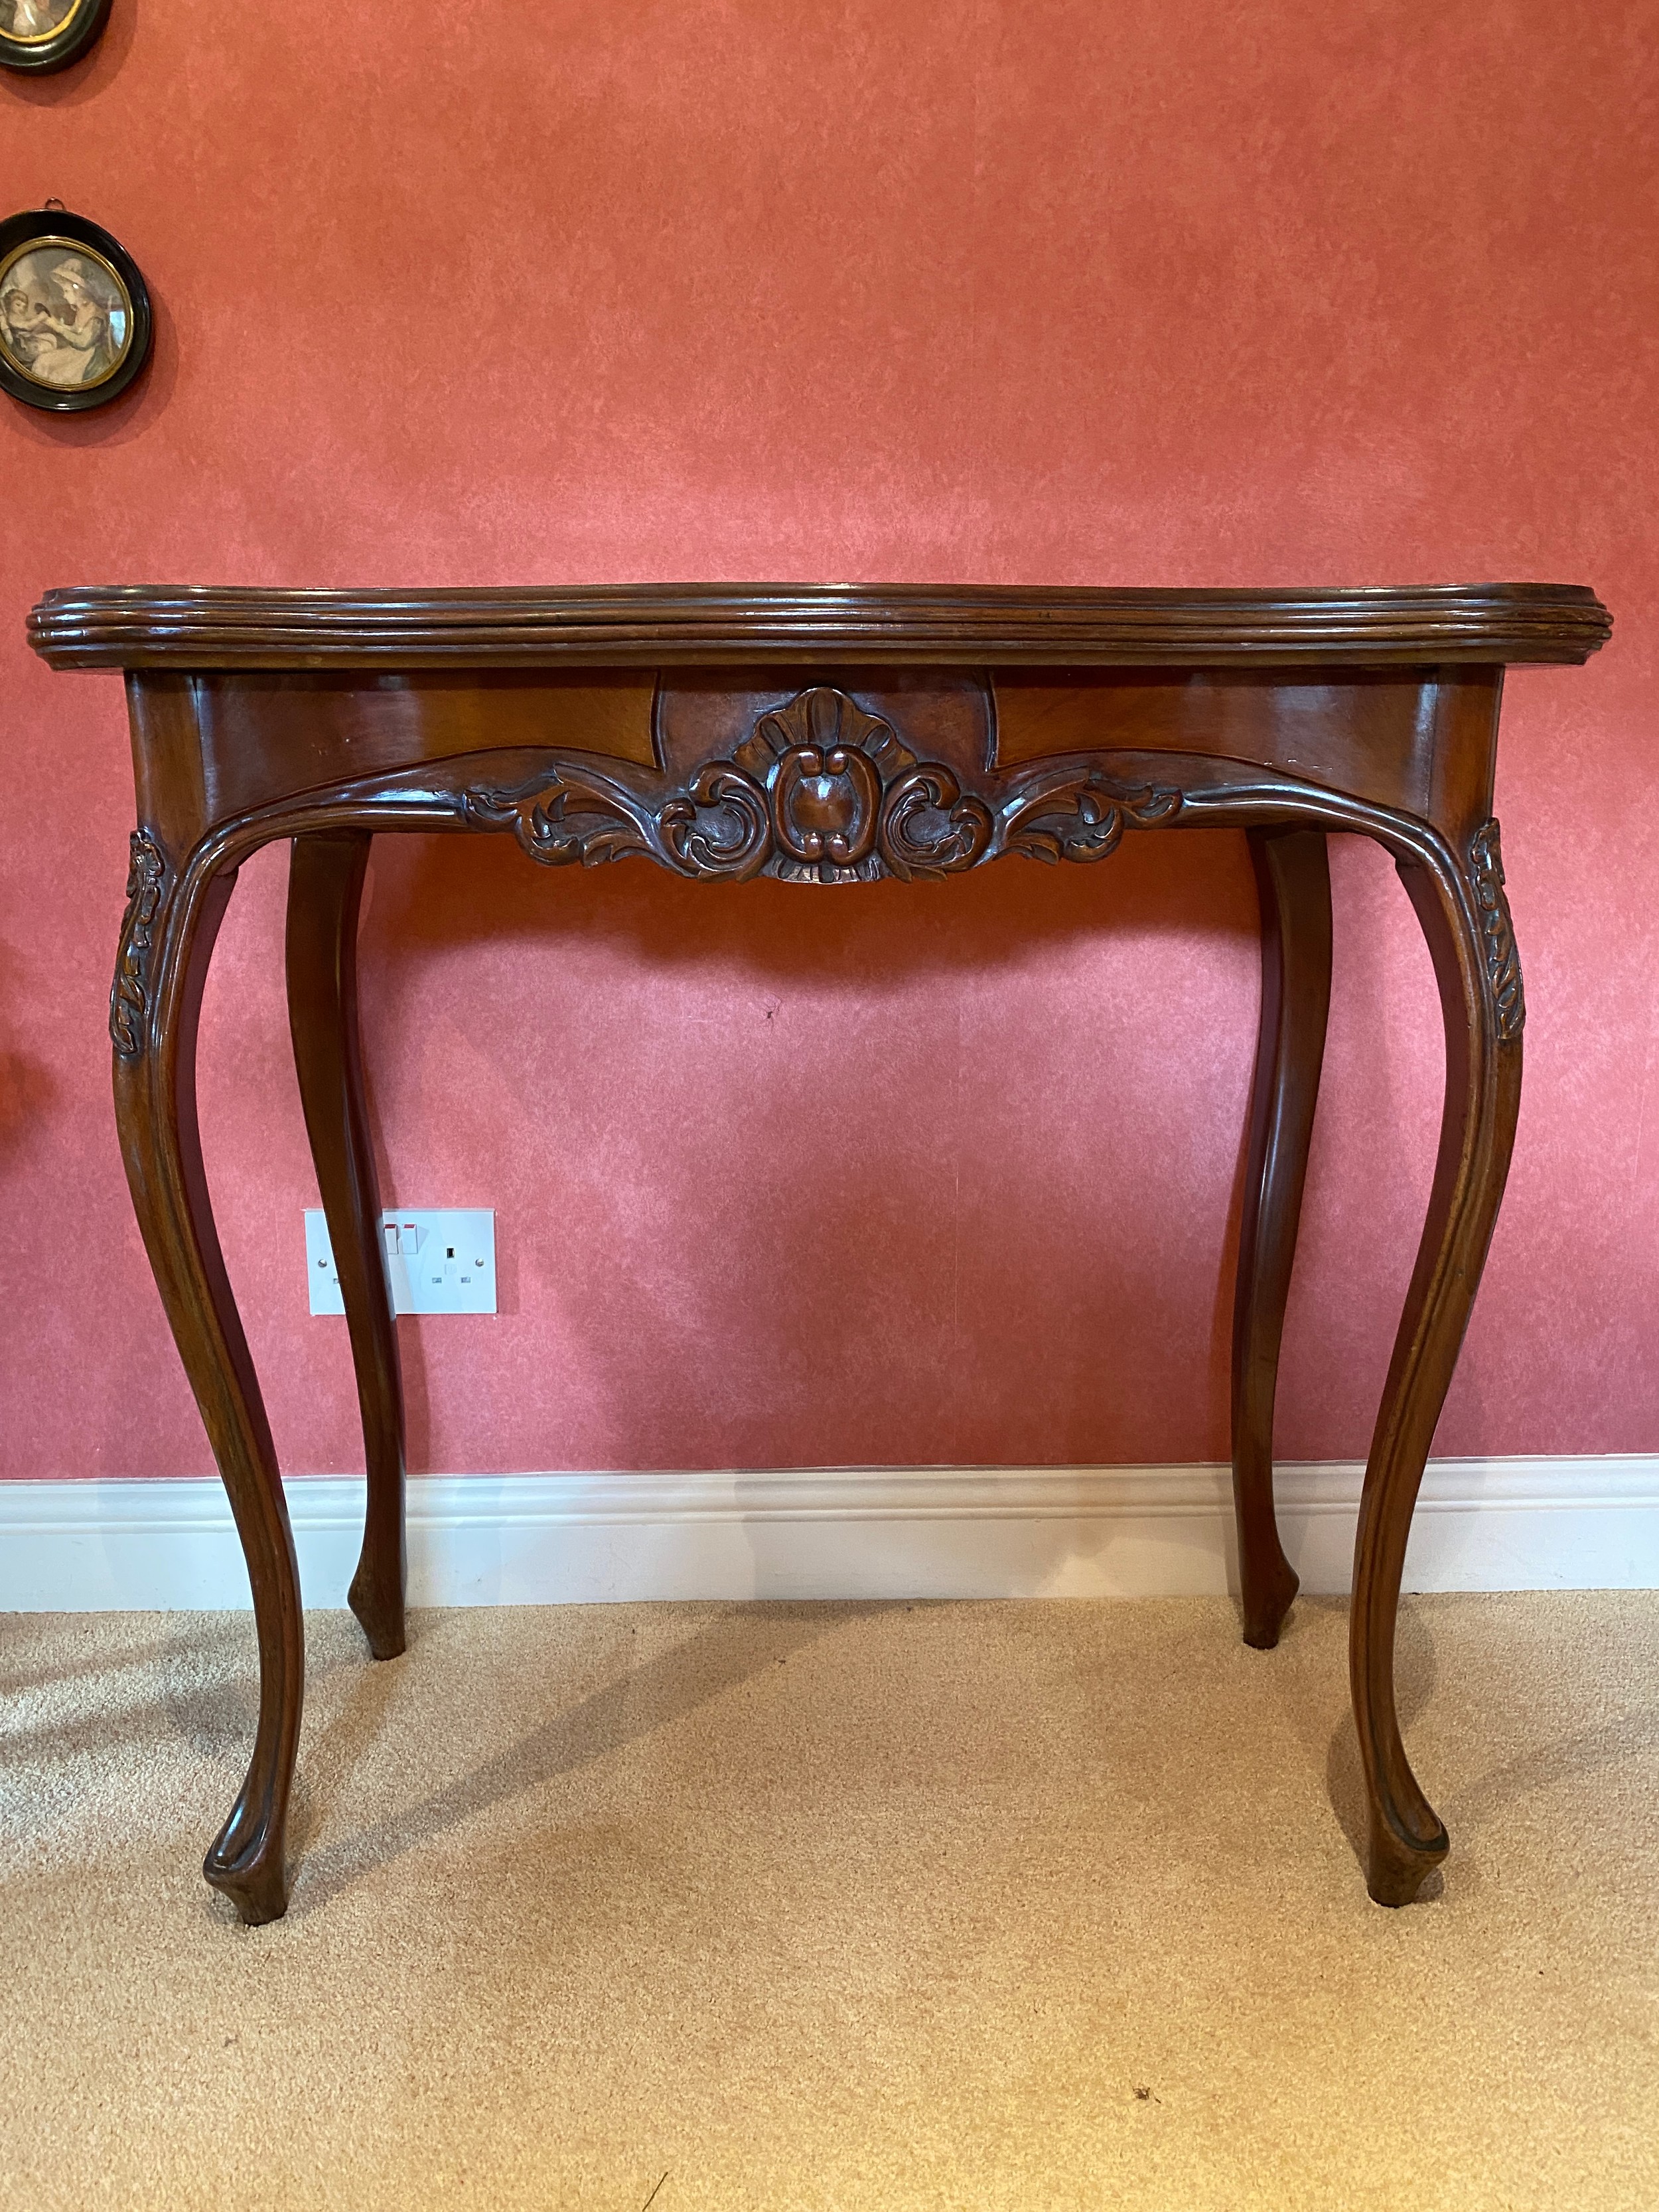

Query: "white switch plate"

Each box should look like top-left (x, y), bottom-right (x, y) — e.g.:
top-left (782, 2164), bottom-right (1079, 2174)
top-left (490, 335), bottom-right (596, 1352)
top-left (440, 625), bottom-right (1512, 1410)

top-left (305, 1209), bottom-right (496, 1316)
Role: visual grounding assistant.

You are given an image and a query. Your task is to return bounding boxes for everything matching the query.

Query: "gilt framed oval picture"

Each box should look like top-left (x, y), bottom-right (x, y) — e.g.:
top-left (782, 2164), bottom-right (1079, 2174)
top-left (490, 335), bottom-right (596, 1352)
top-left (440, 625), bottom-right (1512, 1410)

top-left (0, 210), bottom-right (151, 411)
top-left (0, 0), bottom-right (112, 74)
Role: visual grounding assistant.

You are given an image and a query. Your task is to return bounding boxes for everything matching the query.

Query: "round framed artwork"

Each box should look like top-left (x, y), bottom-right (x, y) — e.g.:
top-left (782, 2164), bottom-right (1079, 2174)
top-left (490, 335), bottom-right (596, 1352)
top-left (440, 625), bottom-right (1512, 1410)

top-left (0, 208), bottom-right (151, 411)
top-left (0, 0), bottom-right (113, 74)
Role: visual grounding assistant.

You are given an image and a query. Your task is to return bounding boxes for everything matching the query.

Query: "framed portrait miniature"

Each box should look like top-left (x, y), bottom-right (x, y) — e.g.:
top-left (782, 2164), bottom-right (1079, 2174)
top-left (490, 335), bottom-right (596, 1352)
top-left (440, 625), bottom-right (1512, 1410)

top-left (0, 0), bottom-right (112, 74)
top-left (0, 208), bottom-right (151, 412)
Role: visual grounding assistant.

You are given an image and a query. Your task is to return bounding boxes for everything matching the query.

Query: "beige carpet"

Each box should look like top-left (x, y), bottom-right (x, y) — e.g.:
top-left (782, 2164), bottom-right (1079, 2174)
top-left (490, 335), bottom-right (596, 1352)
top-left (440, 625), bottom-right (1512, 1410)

top-left (1, 1593), bottom-right (1656, 2211)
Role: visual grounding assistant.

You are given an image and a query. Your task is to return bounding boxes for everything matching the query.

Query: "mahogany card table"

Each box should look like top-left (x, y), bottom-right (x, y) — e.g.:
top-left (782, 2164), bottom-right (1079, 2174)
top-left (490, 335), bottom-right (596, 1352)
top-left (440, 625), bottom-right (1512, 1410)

top-left (29, 581), bottom-right (1612, 1924)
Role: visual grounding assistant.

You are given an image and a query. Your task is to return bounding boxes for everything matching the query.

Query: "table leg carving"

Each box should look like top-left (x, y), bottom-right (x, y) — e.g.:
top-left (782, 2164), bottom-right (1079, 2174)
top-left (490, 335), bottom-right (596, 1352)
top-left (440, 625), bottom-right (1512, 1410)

top-left (1352, 832), bottom-right (1523, 1904)
top-left (1231, 828), bottom-right (1332, 1649)
top-left (286, 832), bottom-right (407, 1662)
top-left (113, 855), bottom-right (301, 1925)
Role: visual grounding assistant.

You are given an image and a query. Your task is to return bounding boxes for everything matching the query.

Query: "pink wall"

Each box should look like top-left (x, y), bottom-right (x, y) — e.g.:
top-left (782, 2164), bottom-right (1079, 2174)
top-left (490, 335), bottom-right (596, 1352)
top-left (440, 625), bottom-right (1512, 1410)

top-left (1, 1), bottom-right (1654, 1479)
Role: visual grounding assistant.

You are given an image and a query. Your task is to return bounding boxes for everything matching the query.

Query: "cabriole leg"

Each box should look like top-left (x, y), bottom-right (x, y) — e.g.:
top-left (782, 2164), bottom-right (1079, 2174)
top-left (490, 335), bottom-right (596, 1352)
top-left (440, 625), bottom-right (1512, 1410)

top-left (113, 855), bottom-right (301, 1925)
top-left (286, 832), bottom-right (407, 1661)
top-left (1231, 827), bottom-right (1332, 1648)
top-left (1353, 832), bottom-right (1523, 1904)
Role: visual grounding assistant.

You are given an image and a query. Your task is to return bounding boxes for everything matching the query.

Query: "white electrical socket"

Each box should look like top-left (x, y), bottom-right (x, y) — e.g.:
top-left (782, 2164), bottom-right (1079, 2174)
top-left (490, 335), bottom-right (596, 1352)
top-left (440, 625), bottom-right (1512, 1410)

top-left (305, 1209), bottom-right (496, 1316)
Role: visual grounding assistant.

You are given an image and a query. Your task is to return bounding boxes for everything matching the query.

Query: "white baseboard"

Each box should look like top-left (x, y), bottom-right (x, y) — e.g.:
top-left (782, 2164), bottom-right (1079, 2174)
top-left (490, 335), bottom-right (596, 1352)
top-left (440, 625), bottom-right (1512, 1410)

top-left (1, 1459), bottom-right (1656, 1611)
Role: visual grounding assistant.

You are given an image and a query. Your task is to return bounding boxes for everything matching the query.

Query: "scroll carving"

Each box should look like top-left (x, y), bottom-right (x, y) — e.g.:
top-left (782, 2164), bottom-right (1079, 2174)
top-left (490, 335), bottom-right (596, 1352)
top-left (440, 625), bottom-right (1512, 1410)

top-left (461, 686), bottom-right (1184, 885)
top-left (1468, 819), bottom-right (1524, 1043)
top-left (109, 830), bottom-right (168, 1059)
top-left (1003, 773), bottom-right (1183, 863)
top-left (461, 759), bottom-right (769, 880)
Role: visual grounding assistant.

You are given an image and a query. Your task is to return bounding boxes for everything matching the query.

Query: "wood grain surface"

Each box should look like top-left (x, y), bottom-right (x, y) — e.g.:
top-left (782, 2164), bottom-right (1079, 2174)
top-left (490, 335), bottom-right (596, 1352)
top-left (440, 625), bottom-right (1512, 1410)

top-left (29, 580), bottom-right (1613, 669)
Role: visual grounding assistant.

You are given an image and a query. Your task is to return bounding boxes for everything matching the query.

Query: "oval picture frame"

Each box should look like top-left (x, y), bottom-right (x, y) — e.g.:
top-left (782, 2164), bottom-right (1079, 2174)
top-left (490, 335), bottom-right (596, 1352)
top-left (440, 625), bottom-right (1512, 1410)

top-left (0, 208), bottom-right (151, 412)
top-left (0, 0), bottom-right (113, 74)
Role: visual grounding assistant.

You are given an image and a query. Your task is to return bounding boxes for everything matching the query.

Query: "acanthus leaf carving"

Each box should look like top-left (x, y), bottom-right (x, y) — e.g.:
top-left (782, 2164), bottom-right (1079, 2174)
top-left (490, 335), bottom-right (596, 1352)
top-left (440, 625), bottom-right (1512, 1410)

top-left (1002, 773), bottom-right (1184, 865)
top-left (459, 690), bottom-right (1187, 885)
top-left (460, 764), bottom-right (652, 866)
top-left (461, 761), bottom-right (770, 881)
top-left (109, 828), bottom-right (168, 1060)
top-left (1468, 818), bottom-right (1524, 1043)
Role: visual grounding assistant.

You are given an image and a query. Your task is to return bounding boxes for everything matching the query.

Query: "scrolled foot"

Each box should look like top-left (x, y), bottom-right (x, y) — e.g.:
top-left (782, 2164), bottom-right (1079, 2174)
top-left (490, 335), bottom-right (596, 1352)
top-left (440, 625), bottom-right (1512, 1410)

top-left (1365, 1805), bottom-right (1449, 1907)
top-left (348, 1566), bottom-right (406, 1661)
top-left (1242, 1559), bottom-right (1299, 1651)
top-left (204, 1831), bottom-right (290, 1925)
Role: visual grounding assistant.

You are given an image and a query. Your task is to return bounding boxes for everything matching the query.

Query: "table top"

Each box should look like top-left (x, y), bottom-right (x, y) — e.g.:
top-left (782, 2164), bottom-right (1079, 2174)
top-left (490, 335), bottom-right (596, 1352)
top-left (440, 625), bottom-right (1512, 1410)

top-left (29, 581), bottom-right (1612, 670)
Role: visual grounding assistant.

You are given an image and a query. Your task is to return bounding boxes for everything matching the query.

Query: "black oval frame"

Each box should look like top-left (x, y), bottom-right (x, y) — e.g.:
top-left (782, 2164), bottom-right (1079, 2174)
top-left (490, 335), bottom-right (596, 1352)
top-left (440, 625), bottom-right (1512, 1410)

top-left (0, 0), bottom-right (113, 74)
top-left (0, 207), bottom-right (151, 412)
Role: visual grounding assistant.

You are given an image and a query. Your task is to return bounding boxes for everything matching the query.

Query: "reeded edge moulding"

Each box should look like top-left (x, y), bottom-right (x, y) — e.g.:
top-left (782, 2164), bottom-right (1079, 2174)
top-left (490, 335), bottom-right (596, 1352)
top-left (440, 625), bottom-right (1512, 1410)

top-left (27, 581), bottom-right (1613, 668)
top-left (0, 206), bottom-right (151, 413)
top-left (0, 0), bottom-right (112, 74)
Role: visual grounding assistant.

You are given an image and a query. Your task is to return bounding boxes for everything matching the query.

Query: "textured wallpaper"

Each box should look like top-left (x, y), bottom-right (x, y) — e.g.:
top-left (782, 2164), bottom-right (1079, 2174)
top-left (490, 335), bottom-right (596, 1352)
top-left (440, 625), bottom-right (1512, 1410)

top-left (1, 0), bottom-right (1654, 1475)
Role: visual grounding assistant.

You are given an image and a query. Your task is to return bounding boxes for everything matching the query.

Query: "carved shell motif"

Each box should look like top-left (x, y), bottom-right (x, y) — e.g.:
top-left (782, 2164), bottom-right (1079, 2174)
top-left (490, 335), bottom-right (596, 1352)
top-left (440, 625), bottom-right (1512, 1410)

top-left (731, 688), bottom-right (994, 883)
